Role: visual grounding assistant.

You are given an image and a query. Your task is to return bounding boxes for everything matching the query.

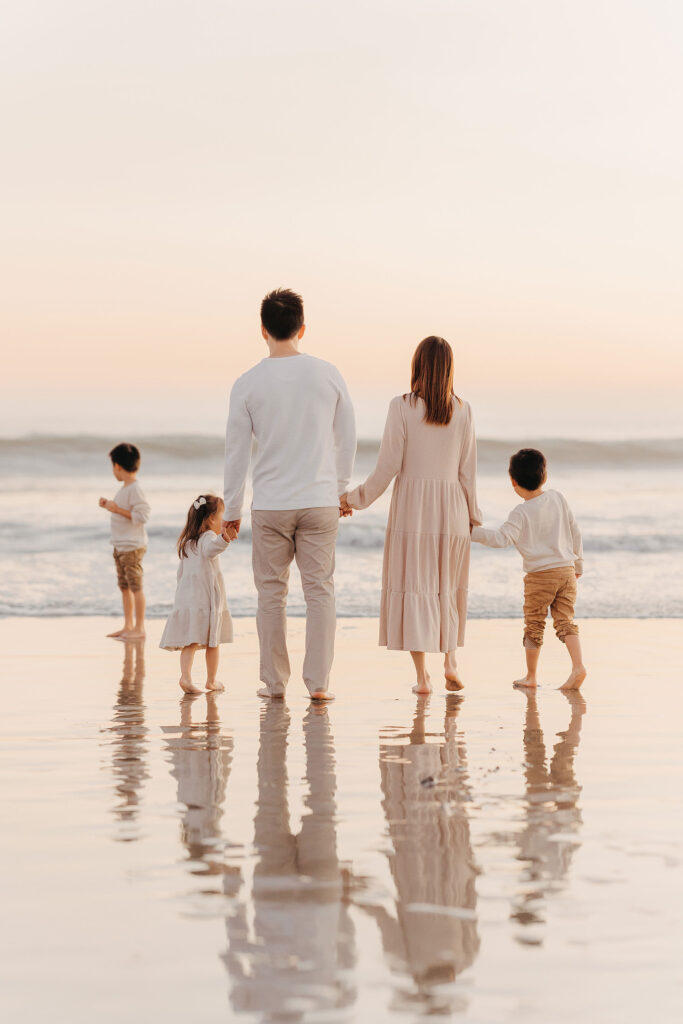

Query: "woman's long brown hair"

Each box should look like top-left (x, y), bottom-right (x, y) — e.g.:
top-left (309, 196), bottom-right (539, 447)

top-left (409, 336), bottom-right (460, 425)
top-left (177, 494), bottom-right (223, 558)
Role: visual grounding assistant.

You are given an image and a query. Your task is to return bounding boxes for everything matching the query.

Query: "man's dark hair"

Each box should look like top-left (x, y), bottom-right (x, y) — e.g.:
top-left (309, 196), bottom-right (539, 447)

top-left (109, 442), bottom-right (141, 473)
top-left (509, 448), bottom-right (546, 491)
top-left (260, 288), bottom-right (304, 340)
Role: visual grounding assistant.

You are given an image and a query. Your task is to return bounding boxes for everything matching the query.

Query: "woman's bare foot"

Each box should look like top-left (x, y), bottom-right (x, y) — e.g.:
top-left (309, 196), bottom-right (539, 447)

top-left (119, 628), bottom-right (146, 640)
top-left (445, 675), bottom-right (464, 691)
top-left (412, 680), bottom-right (432, 694)
top-left (179, 676), bottom-right (203, 695)
top-left (513, 675), bottom-right (538, 688)
top-left (106, 627), bottom-right (127, 638)
top-left (310, 690), bottom-right (335, 701)
top-left (560, 666), bottom-right (587, 690)
top-left (444, 652), bottom-right (463, 690)
top-left (206, 680), bottom-right (225, 692)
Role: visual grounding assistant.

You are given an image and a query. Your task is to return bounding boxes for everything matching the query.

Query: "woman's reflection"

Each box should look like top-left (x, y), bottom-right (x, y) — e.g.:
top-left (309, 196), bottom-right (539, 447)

top-left (511, 690), bottom-right (586, 940)
top-left (105, 639), bottom-right (148, 841)
top-left (164, 693), bottom-right (234, 874)
top-left (222, 702), bottom-right (356, 1019)
top-left (366, 695), bottom-right (479, 1012)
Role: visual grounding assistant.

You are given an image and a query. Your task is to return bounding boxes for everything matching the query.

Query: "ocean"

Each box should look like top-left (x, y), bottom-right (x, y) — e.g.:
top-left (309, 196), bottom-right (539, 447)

top-left (1, 434), bottom-right (682, 619)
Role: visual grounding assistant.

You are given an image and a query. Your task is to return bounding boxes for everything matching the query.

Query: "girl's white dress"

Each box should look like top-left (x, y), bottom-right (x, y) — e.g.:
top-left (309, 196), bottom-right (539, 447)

top-left (159, 531), bottom-right (233, 651)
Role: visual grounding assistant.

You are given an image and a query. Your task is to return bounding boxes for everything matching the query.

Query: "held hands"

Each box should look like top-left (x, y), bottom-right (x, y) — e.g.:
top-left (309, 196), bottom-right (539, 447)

top-left (222, 523), bottom-right (239, 543)
top-left (339, 493), bottom-right (353, 518)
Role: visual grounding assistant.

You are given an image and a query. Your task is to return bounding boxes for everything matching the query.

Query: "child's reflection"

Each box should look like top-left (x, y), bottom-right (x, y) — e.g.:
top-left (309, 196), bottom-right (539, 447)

top-left (512, 690), bottom-right (586, 938)
top-left (164, 693), bottom-right (234, 873)
top-left (364, 695), bottom-right (479, 1011)
top-left (222, 702), bottom-right (356, 1018)
top-left (106, 639), bottom-right (148, 840)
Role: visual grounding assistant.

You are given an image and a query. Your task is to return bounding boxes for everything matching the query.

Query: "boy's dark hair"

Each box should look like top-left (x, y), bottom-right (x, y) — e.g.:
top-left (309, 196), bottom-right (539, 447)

top-left (109, 442), bottom-right (140, 473)
top-left (260, 288), bottom-right (304, 340)
top-left (509, 448), bottom-right (547, 491)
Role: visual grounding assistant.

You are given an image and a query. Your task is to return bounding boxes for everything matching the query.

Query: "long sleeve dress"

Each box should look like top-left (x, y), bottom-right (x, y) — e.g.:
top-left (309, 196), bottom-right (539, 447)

top-left (159, 531), bottom-right (233, 651)
top-left (346, 395), bottom-right (481, 653)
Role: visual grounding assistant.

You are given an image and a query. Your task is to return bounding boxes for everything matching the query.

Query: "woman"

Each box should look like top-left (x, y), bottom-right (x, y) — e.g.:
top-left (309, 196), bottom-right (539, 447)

top-left (342, 337), bottom-right (481, 692)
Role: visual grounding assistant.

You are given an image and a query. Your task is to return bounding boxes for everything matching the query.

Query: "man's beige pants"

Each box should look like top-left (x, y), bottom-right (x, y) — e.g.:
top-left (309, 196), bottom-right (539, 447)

top-left (251, 507), bottom-right (339, 696)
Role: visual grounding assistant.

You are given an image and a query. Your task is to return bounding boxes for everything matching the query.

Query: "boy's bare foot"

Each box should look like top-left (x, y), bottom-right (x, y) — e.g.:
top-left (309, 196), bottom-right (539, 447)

top-left (445, 675), bottom-right (464, 691)
top-left (179, 676), bottom-right (203, 695)
top-left (310, 690), bottom-right (335, 701)
top-left (257, 687), bottom-right (285, 699)
top-left (513, 675), bottom-right (538, 688)
top-left (206, 680), bottom-right (225, 692)
top-left (106, 628), bottom-right (127, 637)
top-left (560, 666), bottom-right (587, 690)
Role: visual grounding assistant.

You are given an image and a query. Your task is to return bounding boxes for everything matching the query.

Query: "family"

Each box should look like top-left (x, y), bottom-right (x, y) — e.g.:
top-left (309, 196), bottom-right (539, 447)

top-left (100, 288), bottom-right (587, 698)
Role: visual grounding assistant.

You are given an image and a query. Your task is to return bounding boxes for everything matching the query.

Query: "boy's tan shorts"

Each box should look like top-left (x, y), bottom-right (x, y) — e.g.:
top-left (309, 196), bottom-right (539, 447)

top-left (523, 565), bottom-right (579, 649)
top-left (113, 547), bottom-right (146, 593)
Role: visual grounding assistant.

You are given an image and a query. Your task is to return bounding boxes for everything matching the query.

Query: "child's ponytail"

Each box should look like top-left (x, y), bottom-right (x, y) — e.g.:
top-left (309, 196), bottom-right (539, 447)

top-left (177, 494), bottom-right (223, 558)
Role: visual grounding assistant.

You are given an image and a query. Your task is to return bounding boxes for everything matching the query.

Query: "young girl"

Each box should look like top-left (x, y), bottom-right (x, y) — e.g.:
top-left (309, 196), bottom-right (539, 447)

top-left (160, 494), bottom-right (237, 694)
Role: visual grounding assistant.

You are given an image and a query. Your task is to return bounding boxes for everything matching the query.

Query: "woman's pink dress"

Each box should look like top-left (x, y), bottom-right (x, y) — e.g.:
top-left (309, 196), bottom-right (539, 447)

top-left (346, 395), bottom-right (481, 652)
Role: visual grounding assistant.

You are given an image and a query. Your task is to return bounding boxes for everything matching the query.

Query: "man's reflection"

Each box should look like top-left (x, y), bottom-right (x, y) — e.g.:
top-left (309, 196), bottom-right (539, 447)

top-left (365, 695), bottom-right (479, 1013)
top-left (222, 702), bottom-right (356, 1019)
top-left (512, 690), bottom-right (586, 939)
top-left (105, 639), bottom-right (148, 841)
top-left (163, 693), bottom-right (234, 874)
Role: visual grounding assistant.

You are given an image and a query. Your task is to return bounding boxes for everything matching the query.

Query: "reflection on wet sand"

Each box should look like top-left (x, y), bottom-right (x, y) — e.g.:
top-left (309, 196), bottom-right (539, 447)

top-left (103, 640), bottom-right (149, 841)
top-left (163, 693), bottom-right (234, 874)
top-left (366, 696), bottom-right (479, 1015)
top-left (222, 703), bottom-right (356, 1019)
top-left (512, 690), bottom-right (586, 942)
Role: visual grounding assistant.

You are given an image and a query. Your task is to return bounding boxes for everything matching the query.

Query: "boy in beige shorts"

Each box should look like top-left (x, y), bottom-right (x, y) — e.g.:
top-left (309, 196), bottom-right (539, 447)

top-left (99, 442), bottom-right (151, 640)
top-left (471, 448), bottom-right (586, 690)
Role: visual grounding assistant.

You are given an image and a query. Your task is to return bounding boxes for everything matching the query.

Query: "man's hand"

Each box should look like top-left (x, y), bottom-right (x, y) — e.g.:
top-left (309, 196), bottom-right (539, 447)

top-left (575, 572), bottom-right (582, 579)
top-left (222, 523), bottom-right (239, 543)
top-left (223, 519), bottom-right (242, 536)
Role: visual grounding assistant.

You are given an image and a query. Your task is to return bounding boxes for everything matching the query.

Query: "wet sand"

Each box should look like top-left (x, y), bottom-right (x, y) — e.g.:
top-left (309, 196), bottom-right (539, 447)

top-left (1, 617), bottom-right (682, 1022)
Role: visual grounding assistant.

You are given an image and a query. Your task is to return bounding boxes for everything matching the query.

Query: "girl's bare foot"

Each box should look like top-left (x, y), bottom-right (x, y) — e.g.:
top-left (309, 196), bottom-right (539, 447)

top-left (179, 676), bottom-right (202, 695)
top-left (206, 680), bottom-right (225, 692)
top-left (513, 675), bottom-right (538, 688)
top-left (310, 690), bottom-right (335, 701)
top-left (560, 666), bottom-right (587, 690)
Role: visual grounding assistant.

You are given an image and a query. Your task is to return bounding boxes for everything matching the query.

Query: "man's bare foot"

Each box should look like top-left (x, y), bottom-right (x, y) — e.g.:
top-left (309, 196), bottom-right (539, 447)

top-left (560, 666), bottom-right (587, 691)
top-left (257, 687), bottom-right (285, 699)
top-left (445, 675), bottom-right (464, 691)
top-left (106, 627), bottom-right (127, 638)
top-left (206, 680), bottom-right (225, 692)
top-left (180, 676), bottom-right (203, 695)
top-left (513, 675), bottom-right (538, 688)
top-left (310, 690), bottom-right (335, 701)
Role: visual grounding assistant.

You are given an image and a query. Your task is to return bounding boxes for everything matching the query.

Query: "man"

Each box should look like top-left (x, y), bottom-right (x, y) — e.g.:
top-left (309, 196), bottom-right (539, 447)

top-left (223, 288), bottom-right (356, 700)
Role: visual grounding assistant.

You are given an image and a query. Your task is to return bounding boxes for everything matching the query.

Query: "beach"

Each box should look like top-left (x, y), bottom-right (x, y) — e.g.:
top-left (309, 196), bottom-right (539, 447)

top-left (2, 615), bottom-right (681, 1022)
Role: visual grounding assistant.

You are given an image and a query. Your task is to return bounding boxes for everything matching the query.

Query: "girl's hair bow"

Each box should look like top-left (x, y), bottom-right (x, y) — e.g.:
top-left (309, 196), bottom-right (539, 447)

top-left (193, 496), bottom-right (207, 510)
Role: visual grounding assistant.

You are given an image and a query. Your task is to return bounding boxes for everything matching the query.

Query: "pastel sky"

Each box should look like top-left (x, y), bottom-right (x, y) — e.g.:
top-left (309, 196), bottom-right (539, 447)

top-left (2, 0), bottom-right (682, 438)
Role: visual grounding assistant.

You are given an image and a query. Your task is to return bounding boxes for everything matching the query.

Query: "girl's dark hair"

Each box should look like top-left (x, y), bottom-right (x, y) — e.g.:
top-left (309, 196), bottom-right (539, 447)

top-left (509, 449), bottom-right (547, 490)
top-left (109, 442), bottom-right (140, 472)
top-left (177, 494), bottom-right (224, 558)
top-left (408, 336), bottom-right (461, 425)
top-left (260, 288), bottom-right (304, 340)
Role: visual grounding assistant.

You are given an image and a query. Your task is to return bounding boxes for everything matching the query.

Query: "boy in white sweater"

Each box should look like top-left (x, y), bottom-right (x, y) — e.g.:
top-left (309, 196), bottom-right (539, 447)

top-left (99, 442), bottom-right (151, 640)
top-left (471, 448), bottom-right (586, 690)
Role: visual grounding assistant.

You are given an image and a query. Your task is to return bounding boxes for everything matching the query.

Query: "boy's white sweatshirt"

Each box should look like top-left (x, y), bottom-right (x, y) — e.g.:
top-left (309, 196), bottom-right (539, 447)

top-left (471, 489), bottom-right (584, 575)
